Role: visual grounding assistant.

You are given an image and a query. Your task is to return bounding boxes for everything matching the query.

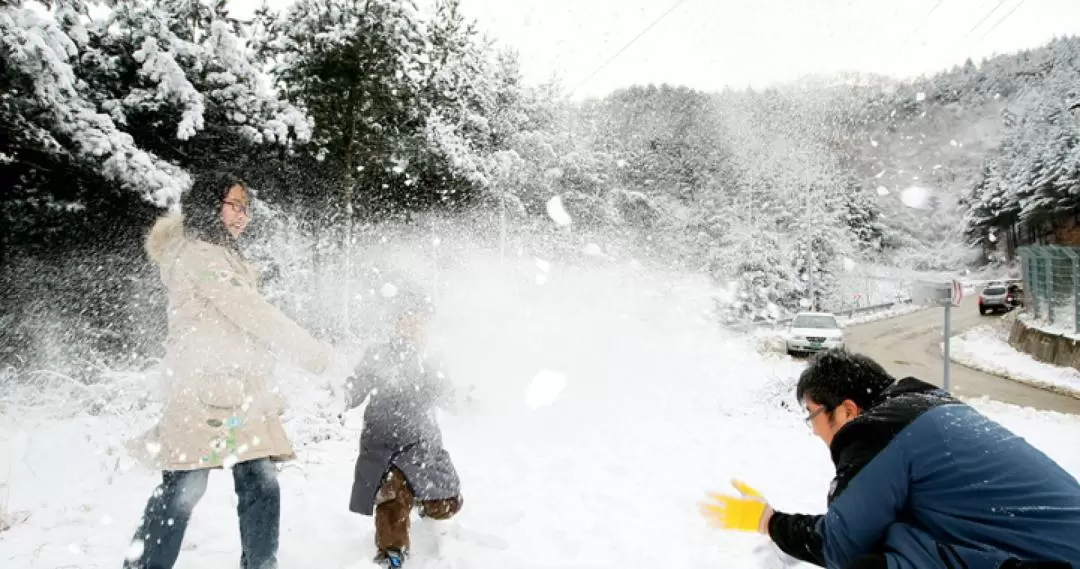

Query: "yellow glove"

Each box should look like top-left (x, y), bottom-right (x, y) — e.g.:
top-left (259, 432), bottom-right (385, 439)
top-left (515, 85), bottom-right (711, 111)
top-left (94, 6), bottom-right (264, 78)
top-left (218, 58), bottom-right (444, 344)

top-left (700, 479), bottom-right (772, 533)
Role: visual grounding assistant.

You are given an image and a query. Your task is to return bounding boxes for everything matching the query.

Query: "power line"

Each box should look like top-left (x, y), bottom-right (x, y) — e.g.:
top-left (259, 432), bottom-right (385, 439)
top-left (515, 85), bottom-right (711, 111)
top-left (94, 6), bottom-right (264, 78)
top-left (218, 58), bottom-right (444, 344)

top-left (945, 0), bottom-right (1010, 58)
top-left (970, 0), bottom-right (1027, 50)
top-left (981, 1), bottom-right (1035, 121)
top-left (568, 0), bottom-right (691, 97)
top-left (884, 0), bottom-right (947, 71)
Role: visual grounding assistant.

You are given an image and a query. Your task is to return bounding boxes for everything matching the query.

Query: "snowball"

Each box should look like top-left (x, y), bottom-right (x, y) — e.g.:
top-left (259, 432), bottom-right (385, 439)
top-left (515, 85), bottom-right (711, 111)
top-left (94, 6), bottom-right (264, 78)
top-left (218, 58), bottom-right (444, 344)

top-left (900, 186), bottom-right (931, 209)
top-left (380, 283), bottom-right (399, 298)
top-left (843, 258), bottom-right (856, 272)
top-left (876, 186), bottom-right (890, 196)
top-left (545, 195), bottom-right (572, 226)
top-left (525, 370), bottom-right (567, 409)
top-left (582, 243), bottom-right (603, 256)
top-left (125, 540), bottom-right (146, 561)
top-left (915, 92), bottom-right (926, 102)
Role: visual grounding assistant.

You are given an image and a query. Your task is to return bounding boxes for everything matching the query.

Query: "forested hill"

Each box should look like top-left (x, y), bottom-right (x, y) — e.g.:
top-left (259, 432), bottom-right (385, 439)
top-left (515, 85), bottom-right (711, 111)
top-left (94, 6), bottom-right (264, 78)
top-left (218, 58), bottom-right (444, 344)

top-left (1, 0), bottom-right (1076, 372)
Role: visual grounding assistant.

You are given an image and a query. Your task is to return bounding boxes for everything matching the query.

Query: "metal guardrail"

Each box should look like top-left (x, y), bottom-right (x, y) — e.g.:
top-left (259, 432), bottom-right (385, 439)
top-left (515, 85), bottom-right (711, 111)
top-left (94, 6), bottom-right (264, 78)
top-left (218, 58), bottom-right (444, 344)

top-left (835, 298), bottom-right (915, 319)
top-left (722, 275), bottom-right (1020, 333)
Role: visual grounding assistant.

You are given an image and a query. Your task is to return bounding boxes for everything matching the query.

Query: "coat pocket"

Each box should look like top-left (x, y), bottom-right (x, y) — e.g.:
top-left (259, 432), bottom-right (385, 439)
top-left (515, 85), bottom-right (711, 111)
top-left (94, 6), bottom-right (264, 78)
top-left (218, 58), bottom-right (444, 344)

top-left (195, 374), bottom-right (248, 409)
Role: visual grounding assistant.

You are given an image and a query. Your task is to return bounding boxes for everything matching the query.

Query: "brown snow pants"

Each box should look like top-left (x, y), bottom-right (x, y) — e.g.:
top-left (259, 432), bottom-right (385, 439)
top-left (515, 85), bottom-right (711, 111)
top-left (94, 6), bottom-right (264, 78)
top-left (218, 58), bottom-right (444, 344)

top-left (374, 466), bottom-right (463, 554)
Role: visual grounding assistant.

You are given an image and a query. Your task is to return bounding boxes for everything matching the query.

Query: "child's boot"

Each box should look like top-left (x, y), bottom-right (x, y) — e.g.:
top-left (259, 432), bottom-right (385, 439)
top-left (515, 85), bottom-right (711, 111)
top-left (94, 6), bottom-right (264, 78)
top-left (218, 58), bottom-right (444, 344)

top-left (373, 548), bottom-right (406, 568)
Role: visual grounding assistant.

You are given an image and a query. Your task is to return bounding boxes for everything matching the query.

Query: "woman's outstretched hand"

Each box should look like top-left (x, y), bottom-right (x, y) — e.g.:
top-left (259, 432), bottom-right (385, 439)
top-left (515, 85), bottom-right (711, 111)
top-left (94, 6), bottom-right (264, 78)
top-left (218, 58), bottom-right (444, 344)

top-left (318, 352), bottom-right (354, 414)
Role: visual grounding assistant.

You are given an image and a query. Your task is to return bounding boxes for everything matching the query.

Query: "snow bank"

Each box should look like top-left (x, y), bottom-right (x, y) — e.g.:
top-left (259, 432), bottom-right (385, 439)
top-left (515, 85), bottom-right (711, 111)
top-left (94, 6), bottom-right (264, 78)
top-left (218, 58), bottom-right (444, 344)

top-left (1017, 313), bottom-right (1080, 342)
top-left (4, 323), bottom-right (1080, 568)
top-left (947, 325), bottom-right (1080, 399)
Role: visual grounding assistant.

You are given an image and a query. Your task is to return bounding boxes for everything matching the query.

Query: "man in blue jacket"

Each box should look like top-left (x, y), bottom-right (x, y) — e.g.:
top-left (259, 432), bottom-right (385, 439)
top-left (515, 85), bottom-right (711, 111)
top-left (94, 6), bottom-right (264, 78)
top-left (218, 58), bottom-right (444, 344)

top-left (702, 348), bottom-right (1080, 569)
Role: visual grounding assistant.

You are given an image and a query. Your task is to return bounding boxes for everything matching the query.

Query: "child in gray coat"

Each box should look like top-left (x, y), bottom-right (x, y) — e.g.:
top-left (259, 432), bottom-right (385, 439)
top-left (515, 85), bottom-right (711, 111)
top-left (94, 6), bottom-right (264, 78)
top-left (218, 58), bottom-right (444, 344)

top-left (344, 289), bottom-right (463, 568)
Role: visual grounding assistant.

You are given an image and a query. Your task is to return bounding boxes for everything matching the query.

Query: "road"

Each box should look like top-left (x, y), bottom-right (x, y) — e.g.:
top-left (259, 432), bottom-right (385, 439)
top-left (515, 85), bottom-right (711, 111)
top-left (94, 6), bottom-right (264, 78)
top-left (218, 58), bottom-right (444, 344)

top-left (846, 296), bottom-right (1080, 415)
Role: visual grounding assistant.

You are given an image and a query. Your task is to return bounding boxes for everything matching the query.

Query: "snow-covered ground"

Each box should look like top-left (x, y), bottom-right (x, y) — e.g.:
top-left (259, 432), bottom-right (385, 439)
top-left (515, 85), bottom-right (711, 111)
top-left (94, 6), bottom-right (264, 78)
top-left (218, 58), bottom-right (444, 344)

top-left (2, 254), bottom-right (1077, 569)
top-left (948, 324), bottom-right (1080, 399)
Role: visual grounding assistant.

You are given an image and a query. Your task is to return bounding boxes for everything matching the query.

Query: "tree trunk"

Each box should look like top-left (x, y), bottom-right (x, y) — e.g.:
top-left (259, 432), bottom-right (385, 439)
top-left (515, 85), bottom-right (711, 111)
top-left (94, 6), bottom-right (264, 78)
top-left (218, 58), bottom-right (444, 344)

top-left (311, 198), bottom-right (325, 335)
top-left (340, 85), bottom-right (360, 341)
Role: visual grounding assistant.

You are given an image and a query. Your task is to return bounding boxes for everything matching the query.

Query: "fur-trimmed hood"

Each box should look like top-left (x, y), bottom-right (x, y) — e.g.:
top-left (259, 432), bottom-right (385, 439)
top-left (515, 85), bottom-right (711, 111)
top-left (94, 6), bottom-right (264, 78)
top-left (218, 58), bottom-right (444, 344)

top-left (145, 214), bottom-right (185, 264)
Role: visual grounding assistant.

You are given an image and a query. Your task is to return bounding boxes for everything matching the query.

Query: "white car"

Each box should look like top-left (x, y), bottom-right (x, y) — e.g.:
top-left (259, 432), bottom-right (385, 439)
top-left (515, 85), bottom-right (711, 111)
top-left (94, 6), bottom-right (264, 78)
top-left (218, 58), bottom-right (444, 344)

top-left (786, 312), bottom-right (845, 356)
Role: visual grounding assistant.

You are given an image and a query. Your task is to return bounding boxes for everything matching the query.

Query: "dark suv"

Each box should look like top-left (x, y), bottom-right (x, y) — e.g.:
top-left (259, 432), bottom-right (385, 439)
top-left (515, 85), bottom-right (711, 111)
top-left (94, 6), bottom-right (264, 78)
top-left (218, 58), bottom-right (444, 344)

top-left (1006, 282), bottom-right (1024, 309)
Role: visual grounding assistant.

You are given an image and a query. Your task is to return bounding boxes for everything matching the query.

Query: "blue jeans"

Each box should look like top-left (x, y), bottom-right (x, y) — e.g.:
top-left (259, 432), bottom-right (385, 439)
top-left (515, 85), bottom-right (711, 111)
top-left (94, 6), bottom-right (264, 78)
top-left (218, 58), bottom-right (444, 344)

top-left (123, 458), bottom-right (280, 569)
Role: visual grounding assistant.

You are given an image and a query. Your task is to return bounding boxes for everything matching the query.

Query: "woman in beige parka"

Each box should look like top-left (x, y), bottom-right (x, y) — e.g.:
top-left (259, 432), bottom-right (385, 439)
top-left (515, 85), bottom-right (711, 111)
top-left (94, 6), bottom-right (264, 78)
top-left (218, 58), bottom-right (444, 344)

top-left (123, 173), bottom-right (332, 569)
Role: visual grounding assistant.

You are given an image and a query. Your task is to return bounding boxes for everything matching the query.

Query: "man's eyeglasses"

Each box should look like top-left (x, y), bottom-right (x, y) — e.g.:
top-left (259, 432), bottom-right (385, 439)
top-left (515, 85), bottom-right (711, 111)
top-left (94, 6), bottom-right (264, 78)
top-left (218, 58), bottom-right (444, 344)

top-left (804, 406), bottom-right (831, 426)
top-left (223, 200), bottom-right (252, 216)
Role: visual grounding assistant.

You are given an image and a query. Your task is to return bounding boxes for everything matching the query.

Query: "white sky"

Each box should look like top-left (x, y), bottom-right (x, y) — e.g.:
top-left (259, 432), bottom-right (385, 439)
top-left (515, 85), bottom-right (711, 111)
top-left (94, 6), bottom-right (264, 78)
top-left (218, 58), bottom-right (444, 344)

top-left (231, 0), bottom-right (1080, 99)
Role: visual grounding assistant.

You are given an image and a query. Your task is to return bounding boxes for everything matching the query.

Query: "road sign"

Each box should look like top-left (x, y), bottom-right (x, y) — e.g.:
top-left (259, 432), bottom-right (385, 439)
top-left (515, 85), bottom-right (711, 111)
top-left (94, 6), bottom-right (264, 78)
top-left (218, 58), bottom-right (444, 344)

top-left (911, 281), bottom-right (952, 306)
top-left (950, 280), bottom-right (964, 307)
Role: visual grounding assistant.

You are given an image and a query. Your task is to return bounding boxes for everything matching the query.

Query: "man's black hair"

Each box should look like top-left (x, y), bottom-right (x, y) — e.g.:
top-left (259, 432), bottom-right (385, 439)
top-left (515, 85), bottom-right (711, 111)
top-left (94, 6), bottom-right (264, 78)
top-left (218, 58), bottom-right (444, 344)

top-left (181, 171), bottom-right (249, 248)
top-left (796, 348), bottom-right (896, 411)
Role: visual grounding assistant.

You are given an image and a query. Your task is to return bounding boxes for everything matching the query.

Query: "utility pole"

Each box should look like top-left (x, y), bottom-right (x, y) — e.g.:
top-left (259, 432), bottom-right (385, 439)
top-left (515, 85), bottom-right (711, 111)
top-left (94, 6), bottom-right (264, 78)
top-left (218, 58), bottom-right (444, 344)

top-left (431, 217), bottom-right (440, 305)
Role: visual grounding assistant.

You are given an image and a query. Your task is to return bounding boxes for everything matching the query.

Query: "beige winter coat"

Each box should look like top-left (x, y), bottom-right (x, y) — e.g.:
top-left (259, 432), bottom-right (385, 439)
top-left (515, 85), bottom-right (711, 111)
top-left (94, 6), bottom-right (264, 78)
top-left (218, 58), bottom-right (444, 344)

top-left (131, 214), bottom-right (330, 471)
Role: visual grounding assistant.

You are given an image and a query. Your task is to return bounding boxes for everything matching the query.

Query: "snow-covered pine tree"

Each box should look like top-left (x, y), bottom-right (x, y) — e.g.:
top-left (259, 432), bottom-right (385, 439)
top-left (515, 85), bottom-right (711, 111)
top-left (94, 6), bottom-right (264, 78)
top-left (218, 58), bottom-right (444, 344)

top-left (259, 0), bottom-right (433, 219)
top-left (1, 1), bottom-right (190, 206)
top-left (1, 0), bottom-right (314, 370)
top-left (82, 0), bottom-right (313, 166)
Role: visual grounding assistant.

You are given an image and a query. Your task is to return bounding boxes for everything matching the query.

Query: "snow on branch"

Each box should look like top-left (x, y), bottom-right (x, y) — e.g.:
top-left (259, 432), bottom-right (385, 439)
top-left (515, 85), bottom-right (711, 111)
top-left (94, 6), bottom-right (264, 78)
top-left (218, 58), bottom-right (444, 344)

top-left (1, 4), bottom-right (190, 206)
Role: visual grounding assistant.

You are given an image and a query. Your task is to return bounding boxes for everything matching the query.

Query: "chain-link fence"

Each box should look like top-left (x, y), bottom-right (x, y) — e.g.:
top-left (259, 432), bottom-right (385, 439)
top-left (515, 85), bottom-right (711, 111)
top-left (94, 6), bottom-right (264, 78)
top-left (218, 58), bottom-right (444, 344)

top-left (1018, 245), bottom-right (1080, 333)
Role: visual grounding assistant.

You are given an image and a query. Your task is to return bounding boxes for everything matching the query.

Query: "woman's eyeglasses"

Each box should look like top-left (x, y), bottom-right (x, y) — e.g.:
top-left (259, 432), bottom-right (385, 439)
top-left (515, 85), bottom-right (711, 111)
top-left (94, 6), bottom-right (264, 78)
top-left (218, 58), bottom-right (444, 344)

top-left (223, 200), bottom-right (252, 216)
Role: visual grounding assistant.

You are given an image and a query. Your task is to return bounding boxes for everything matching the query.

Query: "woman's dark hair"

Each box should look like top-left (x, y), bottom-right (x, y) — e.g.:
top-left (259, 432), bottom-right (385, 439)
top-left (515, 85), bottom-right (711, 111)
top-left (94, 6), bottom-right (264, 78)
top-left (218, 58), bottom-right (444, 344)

top-left (795, 348), bottom-right (896, 411)
top-left (181, 171), bottom-right (249, 247)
